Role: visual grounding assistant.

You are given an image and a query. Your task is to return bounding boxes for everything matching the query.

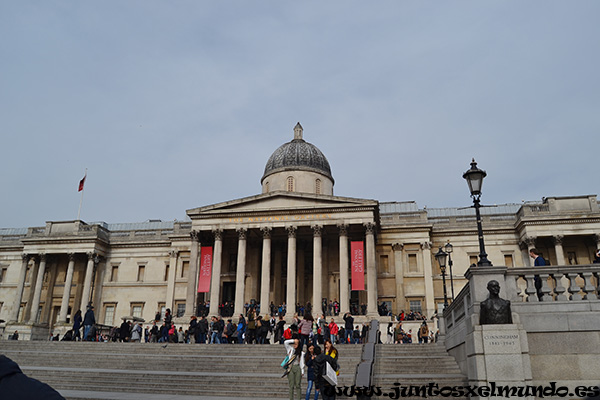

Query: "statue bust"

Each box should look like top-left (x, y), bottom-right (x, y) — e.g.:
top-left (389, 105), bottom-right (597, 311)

top-left (479, 280), bottom-right (512, 325)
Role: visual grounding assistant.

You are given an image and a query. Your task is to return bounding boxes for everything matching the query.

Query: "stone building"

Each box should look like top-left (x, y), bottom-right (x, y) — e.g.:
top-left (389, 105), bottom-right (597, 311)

top-left (1, 123), bottom-right (599, 339)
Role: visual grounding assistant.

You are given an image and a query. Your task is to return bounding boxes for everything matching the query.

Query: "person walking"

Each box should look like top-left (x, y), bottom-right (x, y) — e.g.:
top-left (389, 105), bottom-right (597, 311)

top-left (283, 337), bottom-right (305, 400)
top-left (298, 313), bottom-right (313, 350)
top-left (72, 310), bottom-right (82, 341)
top-left (343, 312), bottom-right (353, 344)
top-left (82, 304), bottom-right (95, 341)
top-left (328, 319), bottom-right (339, 344)
top-left (304, 344), bottom-right (320, 400)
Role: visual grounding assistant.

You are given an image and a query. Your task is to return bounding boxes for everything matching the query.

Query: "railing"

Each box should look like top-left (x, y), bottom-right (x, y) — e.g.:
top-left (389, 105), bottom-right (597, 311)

top-left (443, 282), bottom-right (472, 331)
top-left (506, 264), bottom-right (600, 302)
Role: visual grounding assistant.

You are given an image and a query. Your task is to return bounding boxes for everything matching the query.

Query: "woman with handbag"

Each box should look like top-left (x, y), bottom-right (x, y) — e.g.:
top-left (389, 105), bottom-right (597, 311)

top-left (283, 337), bottom-right (305, 400)
top-left (313, 344), bottom-right (338, 400)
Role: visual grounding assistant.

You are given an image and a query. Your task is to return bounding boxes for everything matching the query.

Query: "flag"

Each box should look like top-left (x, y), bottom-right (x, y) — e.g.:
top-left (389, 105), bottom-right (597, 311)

top-left (78, 172), bottom-right (86, 192)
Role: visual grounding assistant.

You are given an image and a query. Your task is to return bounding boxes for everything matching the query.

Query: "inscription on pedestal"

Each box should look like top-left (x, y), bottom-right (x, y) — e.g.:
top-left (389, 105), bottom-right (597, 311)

top-left (483, 333), bottom-right (520, 354)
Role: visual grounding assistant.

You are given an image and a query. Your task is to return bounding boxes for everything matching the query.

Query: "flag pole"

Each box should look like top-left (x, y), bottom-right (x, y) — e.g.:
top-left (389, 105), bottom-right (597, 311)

top-left (77, 168), bottom-right (87, 221)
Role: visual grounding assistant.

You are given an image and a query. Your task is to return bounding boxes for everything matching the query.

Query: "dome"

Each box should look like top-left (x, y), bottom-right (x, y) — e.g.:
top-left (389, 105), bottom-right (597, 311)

top-left (261, 123), bottom-right (334, 183)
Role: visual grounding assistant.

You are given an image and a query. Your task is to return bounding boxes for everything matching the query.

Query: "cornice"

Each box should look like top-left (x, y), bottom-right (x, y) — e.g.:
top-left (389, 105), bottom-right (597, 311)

top-left (194, 205), bottom-right (377, 220)
top-left (21, 237), bottom-right (110, 246)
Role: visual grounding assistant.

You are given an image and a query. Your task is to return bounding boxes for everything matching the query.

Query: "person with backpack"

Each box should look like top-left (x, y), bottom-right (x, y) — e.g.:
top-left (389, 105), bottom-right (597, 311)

top-left (237, 314), bottom-right (246, 344)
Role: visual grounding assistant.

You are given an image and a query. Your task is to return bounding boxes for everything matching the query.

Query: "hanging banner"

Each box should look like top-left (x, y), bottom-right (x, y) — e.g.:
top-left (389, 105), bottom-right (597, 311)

top-left (351, 241), bottom-right (365, 291)
top-left (197, 246), bottom-right (213, 293)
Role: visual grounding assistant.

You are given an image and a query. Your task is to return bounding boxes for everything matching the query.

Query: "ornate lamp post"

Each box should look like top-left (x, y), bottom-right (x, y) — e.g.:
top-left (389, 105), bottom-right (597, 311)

top-left (434, 247), bottom-right (449, 308)
top-left (444, 242), bottom-right (455, 301)
top-left (462, 159), bottom-right (492, 267)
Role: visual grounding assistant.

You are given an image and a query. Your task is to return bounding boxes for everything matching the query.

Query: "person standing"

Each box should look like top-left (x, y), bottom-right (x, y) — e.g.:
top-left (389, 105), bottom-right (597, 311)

top-left (419, 322), bottom-right (429, 344)
top-left (304, 344), bottom-right (320, 400)
top-left (298, 313), bottom-right (313, 350)
top-left (197, 316), bottom-right (208, 344)
top-left (72, 310), bottom-right (82, 341)
top-left (530, 248), bottom-right (546, 300)
top-left (328, 319), bottom-right (339, 344)
top-left (343, 313), bottom-right (353, 344)
top-left (313, 341), bottom-right (338, 400)
top-left (283, 338), bottom-right (305, 400)
top-left (82, 304), bottom-right (95, 341)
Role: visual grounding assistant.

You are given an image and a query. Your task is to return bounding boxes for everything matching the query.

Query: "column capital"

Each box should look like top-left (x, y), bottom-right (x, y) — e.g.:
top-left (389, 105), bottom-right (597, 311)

top-left (286, 225), bottom-right (297, 238)
top-left (552, 235), bottom-right (564, 245)
top-left (524, 236), bottom-right (537, 246)
top-left (594, 234), bottom-right (600, 245)
top-left (261, 226), bottom-right (272, 239)
top-left (22, 253), bottom-right (29, 262)
top-left (190, 230), bottom-right (199, 242)
top-left (213, 229), bottom-right (223, 241)
top-left (169, 249), bottom-right (179, 258)
top-left (338, 224), bottom-right (348, 236)
top-left (392, 243), bottom-right (404, 252)
top-left (39, 253), bottom-right (47, 262)
top-left (518, 241), bottom-right (528, 250)
top-left (237, 227), bottom-right (247, 240)
top-left (87, 252), bottom-right (95, 260)
top-left (312, 225), bottom-right (322, 237)
top-left (364, 222), bottom-right (375, 235)
top-left (68, 253), bottom-right (76, 262)
top-left (421, 241), bottom-right (432, 250)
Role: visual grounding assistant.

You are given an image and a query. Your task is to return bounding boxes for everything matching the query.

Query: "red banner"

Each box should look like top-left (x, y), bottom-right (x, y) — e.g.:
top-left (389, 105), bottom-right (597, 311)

top-left (197, 246), bottom-right (213, 293)
top-left (351, 241), bottom-right (365, 291)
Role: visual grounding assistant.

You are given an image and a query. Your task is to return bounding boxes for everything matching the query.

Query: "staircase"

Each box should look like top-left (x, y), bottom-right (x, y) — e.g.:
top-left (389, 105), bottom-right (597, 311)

top-left (372, 343), bottom-right (467, 398)
top-left (0, 341), bottom-right (363, 400)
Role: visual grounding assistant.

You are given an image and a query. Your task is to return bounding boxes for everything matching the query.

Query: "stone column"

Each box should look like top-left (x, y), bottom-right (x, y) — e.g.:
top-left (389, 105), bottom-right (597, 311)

top-left (525, 236), bottom-right (536, 266)
top-left (166, 250), bottom-right (179, 310)
top-left (392, 243), bottom-right (405, 314)
top-left (553, 235), bottom-right (566, 265)
top-left (234, 228), bottom-right (247, 317)
top-left (59, 253), bottom-right (76, 323)
top-left (312, 225), bottom-right (323, 315)
top-left (79, 252), bottom-right (96, 312)
top-left (421, 242), bottom-right (436, 317)
top-left (286, 226), bottom-right (297, 316)
top-left (518, 241), bottom-right (529, 267)
top-left (595, 234), bottom-right (600, 252)
top-left (29, 254), bottom-right (47, 323)
top-left (365, 223), bottom-right (378, 317)
top-left (274, 246), bottom-right (282, 305)
top-left (10, 254), bottom-right (30, 322)
top-left (260, 227), bottom-right (272, 315)
top-left (338, 224), bottom-right (350, 315)
top-left (42, 261), bottom-right (58, 324)
top-left (209, 229), bottom-right (223, 316)
top-left (186, 231), bottom-right (200, 317)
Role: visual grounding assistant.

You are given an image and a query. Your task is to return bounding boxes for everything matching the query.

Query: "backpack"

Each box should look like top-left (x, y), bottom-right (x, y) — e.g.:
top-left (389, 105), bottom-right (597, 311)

top-left (283, 328), bottom-right (292, 340)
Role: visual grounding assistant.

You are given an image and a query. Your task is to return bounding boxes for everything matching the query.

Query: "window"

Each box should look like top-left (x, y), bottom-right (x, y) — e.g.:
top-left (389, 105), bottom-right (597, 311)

top-left (0, 267), bottom-right (6, 283)
top-left (25, 266), bottom-right (32, 283)
top-left (164, 264), bottom-right (170, 281)
top-left (315, 179), bottom-right (321, 194)
top-left (287, 176), bottom-right (295, 192)
top-left (181, 261), bottom-right (189, 278)
top-left (131, 303), bottom-right (144, 318)
top-left (504, 254), bottom-right (514, 267)
top-left (380, 255), bottom-right (389, 274)
top-left (158, 302), bottom-right (166, 320)
top-left (137, 265), bottom-right (145, 282)
top-left (469, 255), bottom-right (478, 266)
top-left (104, 304), bottom-right (116, 326)
top-left (36, 304), bottom-right (43, 323)
top-left (176, 302), bottom-right (186, 317)
top-left (0, 302), bottom-right (3, 316)
top-left (409, 300), bottom-right (422, 314)
top-left (408, 254), bottom-right (418, 273)
top-left (18, 303), bottom-right (25, 322)
top-left (110, 265), bottom-right (119, 282)
top-left (265, 181), bottom-right (269, 193)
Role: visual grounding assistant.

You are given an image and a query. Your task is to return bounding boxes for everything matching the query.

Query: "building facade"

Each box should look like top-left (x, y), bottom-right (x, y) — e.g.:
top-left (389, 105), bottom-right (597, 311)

top-left (1, 124), bottom-right (599, 338)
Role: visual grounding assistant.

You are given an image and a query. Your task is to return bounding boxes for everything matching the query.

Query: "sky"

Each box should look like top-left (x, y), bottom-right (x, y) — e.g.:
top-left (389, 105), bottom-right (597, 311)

top-left (1, 1), bottom-right (599, 228)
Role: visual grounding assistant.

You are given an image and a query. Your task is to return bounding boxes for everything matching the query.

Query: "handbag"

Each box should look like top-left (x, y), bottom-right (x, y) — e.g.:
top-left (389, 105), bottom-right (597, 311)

top-left (280, 355), bottom-right (290, 368)
top-left (324, 361), bottom-right (338, 386)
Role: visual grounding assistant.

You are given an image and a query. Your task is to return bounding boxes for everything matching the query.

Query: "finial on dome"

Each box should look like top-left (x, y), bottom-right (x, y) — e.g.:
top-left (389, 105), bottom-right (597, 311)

top-left (294, 122), bottom-right (303, 140)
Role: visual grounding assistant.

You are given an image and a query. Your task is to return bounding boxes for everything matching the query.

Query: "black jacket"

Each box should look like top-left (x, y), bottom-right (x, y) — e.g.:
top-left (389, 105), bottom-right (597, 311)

top-left (0, 355), bottom-right (65, 400)
top-left (313, 353), bottom-right (338, 388)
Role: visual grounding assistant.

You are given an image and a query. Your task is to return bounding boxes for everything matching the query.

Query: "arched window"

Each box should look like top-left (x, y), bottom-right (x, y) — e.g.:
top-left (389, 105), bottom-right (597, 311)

top-left (315, 179), bottom-right (322, 194)
top-left (265, 181), bottom-right (269, 193)
top-left (287, 176), bottom-right (295, 192)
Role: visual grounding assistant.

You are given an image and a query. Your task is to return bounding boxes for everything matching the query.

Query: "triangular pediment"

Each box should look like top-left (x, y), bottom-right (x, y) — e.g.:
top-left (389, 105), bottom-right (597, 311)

top-left (187, 191), bottom-right (377, 218)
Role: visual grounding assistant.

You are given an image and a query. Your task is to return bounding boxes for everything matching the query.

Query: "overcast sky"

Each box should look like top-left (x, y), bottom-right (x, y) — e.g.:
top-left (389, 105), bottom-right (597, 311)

top-left (1, 1), bottom-right (599, 228)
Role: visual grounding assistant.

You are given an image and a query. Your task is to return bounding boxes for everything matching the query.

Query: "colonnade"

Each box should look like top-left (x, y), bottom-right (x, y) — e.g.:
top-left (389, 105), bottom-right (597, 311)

top-left (519, 234), bottom-right (600, 266)
top-left (9, 252), bottom-right (100, 325)
top-left (186, 222), bottom-right (379, 318)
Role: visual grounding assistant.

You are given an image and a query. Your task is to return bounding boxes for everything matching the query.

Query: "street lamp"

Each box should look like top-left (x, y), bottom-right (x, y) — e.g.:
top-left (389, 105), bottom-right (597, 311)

top-left (434, 247), bottom-right (449, 307)
top-left (462, 159), bottom-right (493, 267)
top-left (444, 242), bottom-right (455, 301)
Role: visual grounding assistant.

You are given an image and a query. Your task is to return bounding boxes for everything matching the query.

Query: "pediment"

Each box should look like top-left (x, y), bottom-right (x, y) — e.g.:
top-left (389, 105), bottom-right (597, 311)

top-left (187, 191), bottom-right (377, 218)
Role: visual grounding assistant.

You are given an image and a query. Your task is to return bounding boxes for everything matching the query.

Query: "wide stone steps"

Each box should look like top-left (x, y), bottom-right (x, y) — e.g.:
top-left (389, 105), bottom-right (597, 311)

top-left (372, 343), bottom-right (467, 392)
top-left (0, 341), bottom-right (363, 399)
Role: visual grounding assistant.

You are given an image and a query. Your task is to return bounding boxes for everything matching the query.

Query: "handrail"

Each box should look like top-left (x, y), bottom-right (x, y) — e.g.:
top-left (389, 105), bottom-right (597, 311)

top-left (354, 319), bottom-right (379, 399)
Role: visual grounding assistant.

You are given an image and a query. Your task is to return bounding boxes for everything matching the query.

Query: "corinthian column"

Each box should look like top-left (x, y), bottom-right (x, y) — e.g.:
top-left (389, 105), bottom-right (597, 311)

top-left (312, 225), bottom-right (323, 315)
top-left (365, 223), bottom-right (378, 317)
top-left (286, 226), bottom-right (297, 316)
top-left (392, 243), bottom-right (404, 314)
top-left (186, 231), bottom-right (200, 317)
top-left (338, 224), bottom-right (350, 315)
top-left (260, 227), bottom-right (272, 316)
top-left (29, 254), bottom-right (47, 323)
top-left (553, 235), bottom-right (566, 265)
top-left (421, 242), bottom-right (435, 318)
top-left (234, 228), bottom-right (247, 317)
top-left (59, 253), bottom-right (76, 323)
top-left (209, 229), bottom-right (223, 316)
top-left (10, 254), bottom-right (29, 322)
top-left (166, 250), bottom-right (179, 310)
top-left (79, 252), bottom-right (96, 312)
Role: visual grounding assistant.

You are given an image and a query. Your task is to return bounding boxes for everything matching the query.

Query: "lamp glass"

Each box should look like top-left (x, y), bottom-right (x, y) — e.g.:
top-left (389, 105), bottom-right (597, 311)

top-left (444, 242), bottom-right (453, 254)
top-left (434, 247), bottom-right (447, 268)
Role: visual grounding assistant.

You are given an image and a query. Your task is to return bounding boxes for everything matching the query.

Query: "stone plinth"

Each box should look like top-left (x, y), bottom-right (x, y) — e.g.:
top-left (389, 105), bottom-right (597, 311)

top-left (466, 323), bottom-right (532, 399)
top-left (3, 322), bottom-right (50, 341)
